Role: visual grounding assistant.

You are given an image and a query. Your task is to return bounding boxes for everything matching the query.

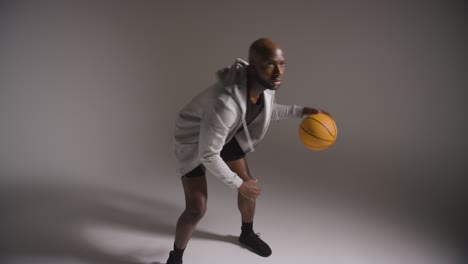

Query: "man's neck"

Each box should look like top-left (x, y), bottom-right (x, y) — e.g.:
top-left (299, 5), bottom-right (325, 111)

top-left (247, 75), bottom-right (265, 104)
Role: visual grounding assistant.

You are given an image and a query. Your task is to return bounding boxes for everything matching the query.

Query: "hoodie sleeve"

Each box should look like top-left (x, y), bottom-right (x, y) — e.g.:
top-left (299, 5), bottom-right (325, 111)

top-left (198, 100), bottom-right (244, 190)
top-left (271, 103), bottom-right (304, 120)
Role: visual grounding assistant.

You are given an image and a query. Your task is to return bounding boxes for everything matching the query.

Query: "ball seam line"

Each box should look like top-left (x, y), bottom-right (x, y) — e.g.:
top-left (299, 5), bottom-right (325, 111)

top-left (305, 116), bottom-right (336, 137)
top-left (299, 125), bottom-right (335, 143)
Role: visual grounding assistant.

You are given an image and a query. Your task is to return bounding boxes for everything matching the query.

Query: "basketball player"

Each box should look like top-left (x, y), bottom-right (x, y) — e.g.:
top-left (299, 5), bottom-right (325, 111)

top-left (166, 38), bottom-right (323, 264)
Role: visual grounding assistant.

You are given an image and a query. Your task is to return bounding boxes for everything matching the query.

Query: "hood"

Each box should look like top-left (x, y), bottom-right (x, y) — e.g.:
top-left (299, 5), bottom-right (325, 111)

top-left (216, 58), bottom-right (249, 87)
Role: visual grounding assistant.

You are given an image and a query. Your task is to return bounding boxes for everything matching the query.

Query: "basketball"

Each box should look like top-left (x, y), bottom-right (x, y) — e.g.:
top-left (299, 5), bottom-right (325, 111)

top-left (299, 112), bottom-right (337, 151)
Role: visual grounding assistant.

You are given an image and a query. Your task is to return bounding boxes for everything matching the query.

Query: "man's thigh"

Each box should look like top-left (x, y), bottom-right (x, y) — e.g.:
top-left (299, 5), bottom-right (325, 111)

top-left (181, 174), bottom-right (207, 207)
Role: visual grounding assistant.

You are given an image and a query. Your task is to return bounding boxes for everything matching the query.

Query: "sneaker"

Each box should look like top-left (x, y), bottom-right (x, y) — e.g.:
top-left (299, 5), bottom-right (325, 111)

top-left (239, 232), bottom-right (272, 257)
top-left (166, 251), bottom-right (182, 264)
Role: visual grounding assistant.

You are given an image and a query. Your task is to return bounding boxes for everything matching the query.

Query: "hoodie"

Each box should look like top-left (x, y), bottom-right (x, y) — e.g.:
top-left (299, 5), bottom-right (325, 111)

top-left (173, 59), bottom-right (304, 189)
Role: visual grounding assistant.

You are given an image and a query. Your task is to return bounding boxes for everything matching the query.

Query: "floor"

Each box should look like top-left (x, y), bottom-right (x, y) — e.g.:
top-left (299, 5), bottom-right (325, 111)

top-left (1, 149), bottom-right (465, 264)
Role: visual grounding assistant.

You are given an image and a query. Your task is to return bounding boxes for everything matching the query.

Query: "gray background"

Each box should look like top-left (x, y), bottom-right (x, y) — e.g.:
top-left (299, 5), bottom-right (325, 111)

top-left (1, 1), bottom-right (467, 263)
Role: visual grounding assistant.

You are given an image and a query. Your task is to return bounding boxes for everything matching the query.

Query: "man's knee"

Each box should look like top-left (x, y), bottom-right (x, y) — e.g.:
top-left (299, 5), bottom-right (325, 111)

top-left (184, 198), bottom-right (207, 222)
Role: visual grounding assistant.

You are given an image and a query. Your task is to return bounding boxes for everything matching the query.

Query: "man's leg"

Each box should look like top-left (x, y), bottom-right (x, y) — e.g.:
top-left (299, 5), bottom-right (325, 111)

top-left (225, 158), bottom-right (256, 222)
top-left (225, 158), bottom-right (272, 257)
top-left (167, 174), bottom-right (207, 264)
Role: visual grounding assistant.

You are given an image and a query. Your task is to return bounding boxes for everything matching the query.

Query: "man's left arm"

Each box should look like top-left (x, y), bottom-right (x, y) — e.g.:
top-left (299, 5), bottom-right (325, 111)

top-left (271, 103), bottom-right (303, 120)
top-left (272, 104), bottom-right (327, 120)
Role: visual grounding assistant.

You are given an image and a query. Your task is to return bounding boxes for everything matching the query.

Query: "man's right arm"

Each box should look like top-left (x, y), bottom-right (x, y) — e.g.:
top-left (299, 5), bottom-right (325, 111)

top-left (198, 102), bottom-right (243, 190)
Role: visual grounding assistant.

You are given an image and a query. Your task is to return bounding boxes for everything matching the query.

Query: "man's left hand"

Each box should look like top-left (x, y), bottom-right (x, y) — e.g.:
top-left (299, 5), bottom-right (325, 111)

top-left (302, 107), bottom-right (331, 117)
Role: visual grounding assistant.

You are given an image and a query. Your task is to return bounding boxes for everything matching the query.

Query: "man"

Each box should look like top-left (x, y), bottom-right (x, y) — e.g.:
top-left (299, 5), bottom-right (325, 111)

top-left (166, 38), bottom-right (322, 264)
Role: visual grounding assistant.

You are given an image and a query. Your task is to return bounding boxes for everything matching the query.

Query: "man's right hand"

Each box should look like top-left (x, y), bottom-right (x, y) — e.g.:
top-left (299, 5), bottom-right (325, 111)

top-left (238, 179), bottom-right (261, 199)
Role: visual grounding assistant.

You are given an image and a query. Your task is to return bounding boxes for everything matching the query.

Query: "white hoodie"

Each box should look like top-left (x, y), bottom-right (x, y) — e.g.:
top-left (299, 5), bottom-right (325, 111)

top-left (173, 59), bottom-right (304, 189)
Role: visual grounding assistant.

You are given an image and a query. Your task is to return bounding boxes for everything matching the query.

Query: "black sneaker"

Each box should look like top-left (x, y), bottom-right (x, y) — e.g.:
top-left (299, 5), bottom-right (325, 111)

top-left (239, 232), bottom-right (272, 257)
top-left (166, 251), bottom-right (182, 264)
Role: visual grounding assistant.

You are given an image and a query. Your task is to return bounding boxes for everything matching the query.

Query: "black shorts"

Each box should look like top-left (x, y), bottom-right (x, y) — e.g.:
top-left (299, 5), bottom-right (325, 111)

top-left (185, 137), bottom-right (245, 177)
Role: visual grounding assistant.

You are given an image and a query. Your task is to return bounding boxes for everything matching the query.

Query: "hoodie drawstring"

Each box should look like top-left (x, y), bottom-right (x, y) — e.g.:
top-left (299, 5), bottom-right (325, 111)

top-left (242, 117), bottom-right (255, 153)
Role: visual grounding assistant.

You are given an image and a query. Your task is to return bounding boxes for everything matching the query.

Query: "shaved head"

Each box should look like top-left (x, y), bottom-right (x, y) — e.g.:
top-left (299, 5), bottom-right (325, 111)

top-left (247, 38), bottom-right (286, 90)
top-left (248, 38), bottom-right (283, 63)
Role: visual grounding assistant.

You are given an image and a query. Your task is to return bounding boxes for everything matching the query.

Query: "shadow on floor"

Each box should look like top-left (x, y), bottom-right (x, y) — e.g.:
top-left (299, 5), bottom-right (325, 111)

top-left (0, 174), bottom-right (242, 264)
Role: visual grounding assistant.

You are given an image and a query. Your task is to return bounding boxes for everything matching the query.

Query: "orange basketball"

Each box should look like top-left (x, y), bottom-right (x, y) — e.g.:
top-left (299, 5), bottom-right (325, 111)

top-left (299, 112), bottom-right (337, 151)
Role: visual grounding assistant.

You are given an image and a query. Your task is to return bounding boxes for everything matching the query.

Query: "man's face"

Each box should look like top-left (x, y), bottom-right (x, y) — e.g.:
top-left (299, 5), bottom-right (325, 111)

top-left (250, 48), bottom-right (286, 90)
